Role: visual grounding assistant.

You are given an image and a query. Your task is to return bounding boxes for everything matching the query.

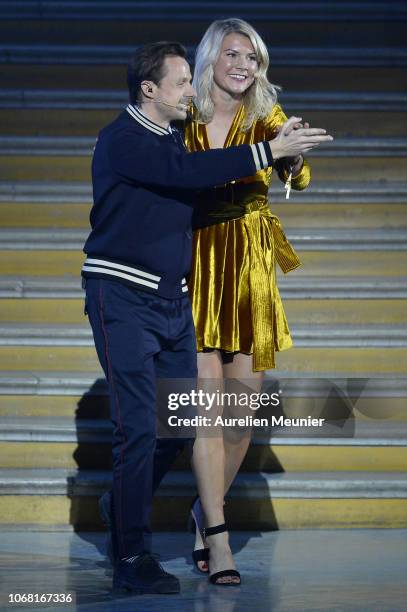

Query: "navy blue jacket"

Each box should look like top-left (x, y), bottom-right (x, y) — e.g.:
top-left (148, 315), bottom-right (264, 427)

top-left (82, 105), bottom-right (273, 298)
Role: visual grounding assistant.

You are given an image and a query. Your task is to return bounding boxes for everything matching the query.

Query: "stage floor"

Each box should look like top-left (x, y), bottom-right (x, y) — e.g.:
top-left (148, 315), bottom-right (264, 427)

top-left (0, 529), bottom-right (406, 611)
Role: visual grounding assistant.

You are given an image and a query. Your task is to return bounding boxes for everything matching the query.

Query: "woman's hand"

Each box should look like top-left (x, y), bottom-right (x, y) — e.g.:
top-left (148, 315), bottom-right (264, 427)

top-left (269, 116), bottom-right (333, 160)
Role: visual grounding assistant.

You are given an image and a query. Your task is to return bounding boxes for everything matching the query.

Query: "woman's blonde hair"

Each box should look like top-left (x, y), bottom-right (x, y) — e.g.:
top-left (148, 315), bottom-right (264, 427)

top-left (193, 18), bottom-right (280, 130)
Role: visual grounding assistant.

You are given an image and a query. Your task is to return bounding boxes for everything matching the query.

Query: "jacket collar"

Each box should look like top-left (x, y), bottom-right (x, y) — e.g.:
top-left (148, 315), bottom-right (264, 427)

top-left (126, 104), bottom-right (172, 136)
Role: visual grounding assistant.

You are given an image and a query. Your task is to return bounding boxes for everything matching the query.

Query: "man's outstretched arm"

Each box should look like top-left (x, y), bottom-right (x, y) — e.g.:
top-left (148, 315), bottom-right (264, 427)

top-left (106, 116), bottom-right (332, 191)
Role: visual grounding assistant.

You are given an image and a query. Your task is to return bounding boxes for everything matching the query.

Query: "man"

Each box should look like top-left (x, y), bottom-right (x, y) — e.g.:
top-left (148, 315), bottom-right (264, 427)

top-left (82, 41), bottom-right (331, 595)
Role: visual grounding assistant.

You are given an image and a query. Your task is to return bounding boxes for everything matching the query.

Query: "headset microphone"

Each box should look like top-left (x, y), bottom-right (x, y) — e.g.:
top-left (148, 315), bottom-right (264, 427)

top-left (154, 98), bottom-right (188, 111)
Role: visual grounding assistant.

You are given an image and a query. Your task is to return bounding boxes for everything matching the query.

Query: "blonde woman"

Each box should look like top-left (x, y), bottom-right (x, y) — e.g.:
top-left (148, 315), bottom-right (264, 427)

top-left (186, 18), bottom-right (330, 585)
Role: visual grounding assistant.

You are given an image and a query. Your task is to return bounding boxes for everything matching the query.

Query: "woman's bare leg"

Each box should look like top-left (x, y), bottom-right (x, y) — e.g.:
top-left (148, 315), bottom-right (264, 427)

top-left (190, 351), bottom-right (223, 572)
top-left (222, 353), bottom-right (264, 492)
top-left (191, 351), bottom-right (240, 582)
top-left (191, 351), bottom-right (263, 582)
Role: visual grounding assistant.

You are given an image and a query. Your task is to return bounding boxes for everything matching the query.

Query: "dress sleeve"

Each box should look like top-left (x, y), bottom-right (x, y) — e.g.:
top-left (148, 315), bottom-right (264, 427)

top-left (264, 103), bottom-right (311, 191)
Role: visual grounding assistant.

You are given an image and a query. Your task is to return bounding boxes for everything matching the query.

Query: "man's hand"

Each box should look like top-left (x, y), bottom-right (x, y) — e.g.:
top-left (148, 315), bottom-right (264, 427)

top-left (269, 116), bottom-right (333, 161)
top-left (275, 121), bottom-right (309, 171)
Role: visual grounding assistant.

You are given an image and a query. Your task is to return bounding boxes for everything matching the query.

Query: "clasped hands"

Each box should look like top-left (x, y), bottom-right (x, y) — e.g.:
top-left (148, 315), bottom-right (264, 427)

top-left (269, 116), bottom-right (334, 171)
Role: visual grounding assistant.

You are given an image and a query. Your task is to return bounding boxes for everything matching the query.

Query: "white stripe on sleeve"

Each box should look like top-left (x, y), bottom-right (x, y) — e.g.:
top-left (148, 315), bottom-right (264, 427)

top-left (257, 142), bottom-right (268, 168)
top-left (250, 143), bottom-right (261, 172)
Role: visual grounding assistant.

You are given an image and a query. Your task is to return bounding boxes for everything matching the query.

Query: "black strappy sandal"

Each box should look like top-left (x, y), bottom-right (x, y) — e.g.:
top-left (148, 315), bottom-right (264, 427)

top-left (188, 495), bottom-right (209, 573)
top-left (204, 523), bottom-right (241, 586)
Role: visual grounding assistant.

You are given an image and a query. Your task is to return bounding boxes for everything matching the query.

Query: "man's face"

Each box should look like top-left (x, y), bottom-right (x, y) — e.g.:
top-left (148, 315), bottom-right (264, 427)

top-left (153, 56), bottom-right (196, 122)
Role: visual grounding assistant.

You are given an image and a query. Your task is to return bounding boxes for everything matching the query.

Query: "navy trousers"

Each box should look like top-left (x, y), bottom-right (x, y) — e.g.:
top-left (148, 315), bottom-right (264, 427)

top-left (85, 278), bottom-right (197, 558)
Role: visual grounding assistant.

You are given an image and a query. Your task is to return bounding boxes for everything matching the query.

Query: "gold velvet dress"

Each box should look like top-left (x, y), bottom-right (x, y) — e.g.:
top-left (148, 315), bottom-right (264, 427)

top-left (184, 103), bottom-right (311, 371)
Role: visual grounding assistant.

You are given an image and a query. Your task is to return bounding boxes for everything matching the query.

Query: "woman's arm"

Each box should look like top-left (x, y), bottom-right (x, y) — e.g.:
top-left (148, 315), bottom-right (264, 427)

top-left (266, 103), bottom-right (311, 191)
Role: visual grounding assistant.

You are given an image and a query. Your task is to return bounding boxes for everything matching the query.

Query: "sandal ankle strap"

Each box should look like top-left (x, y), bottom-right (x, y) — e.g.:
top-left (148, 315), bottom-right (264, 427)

top-left (203, 523), bottom-right (227, 538)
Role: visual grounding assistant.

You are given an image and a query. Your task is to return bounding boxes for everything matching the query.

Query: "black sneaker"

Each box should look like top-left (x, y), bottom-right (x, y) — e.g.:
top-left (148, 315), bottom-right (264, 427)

top-left (113, 552), bottom-right (180, 594)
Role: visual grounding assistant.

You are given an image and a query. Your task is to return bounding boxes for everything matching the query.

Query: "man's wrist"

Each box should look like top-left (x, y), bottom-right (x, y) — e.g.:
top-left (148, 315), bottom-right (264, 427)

top-left (250, 141), bottom-right (274, 171)
top-left (268, 141), bottom-right (282, 161)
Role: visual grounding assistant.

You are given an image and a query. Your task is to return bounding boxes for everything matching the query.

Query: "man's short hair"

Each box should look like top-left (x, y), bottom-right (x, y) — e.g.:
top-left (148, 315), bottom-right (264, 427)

top-left (127, 41), bottom-right (188, 105)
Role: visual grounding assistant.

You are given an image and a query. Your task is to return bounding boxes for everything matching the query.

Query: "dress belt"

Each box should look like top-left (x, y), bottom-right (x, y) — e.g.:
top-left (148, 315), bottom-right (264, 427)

top-left (243, 201), bottom-right (301, 371)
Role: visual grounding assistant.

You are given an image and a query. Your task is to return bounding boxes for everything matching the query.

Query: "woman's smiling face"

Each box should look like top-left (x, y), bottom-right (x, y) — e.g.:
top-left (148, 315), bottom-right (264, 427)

top-left (212, 32), bottom-right (259, 97)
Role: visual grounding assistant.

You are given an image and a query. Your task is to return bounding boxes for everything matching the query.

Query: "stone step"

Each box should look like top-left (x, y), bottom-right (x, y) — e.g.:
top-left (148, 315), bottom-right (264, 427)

top-left (3, 200), bottom-right (407, 231)
top-left (0, 344), bottom-right (405, 374)
top-left (1, 45), bottom-right (406, 67)
top-left (2, 297), bottom-right (406, 325)
top-left (0, 322), bottom-right (405, 348)
top-left (0, 469), bottom-right (406, 528)
top-left (0, 227), bottom-right (406, 251)
top-left (2, 102), bottom-right (404, 138)
top-left (1, 19), bottom-right (406, 49)
top-left (2, 201), bottom-right (406, 230)
top-left (1, 181), bottom-right (406, 229)
top-left (1, 135), bottom-right (405, 156)
top-left (1, 152), bottom-right (404, 183)
top-left (0, 371), bottom-right (405, 396)
top-left (2, 180), bottom-right (405, 201)
top-left (0, 99), bottom-right (405, 139)
top-left (277, 349), bottom-right (407, 375)
top-left (2, 63), bottom-right (406, 94)
top-left (1, 250), bottom-right (405, 278)
top-left (4, 468), bottom-right (406, 498)
top-left (270, 203), bottom-right (407, 230)
top-left (1, 389), bottom-right (406, 424)
top-left (1, 415), bottom-right (406, 443)
top-left (0, 181), bottom-right (93, 202)
top-left (2, 109), bottom-right (405, 139)
top-left (0, 373), bottom-right (405, 421)
top-left (290, 229), bottom-right (407, 251)
top-left (280, 279), bottom-right (407, 300)
top-left (2, 1), bottom-right (405, 24)
top-left (2, 439), bottom-right (407, 472)
top-left (310, 297), bottom-right (407, 329)
top-left (1, 418), bottom-right (407, 471)
top-left (1, 89), bottom-right (406, 112)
